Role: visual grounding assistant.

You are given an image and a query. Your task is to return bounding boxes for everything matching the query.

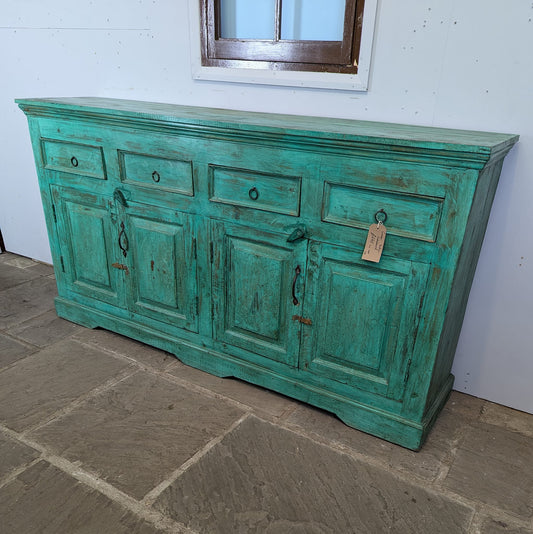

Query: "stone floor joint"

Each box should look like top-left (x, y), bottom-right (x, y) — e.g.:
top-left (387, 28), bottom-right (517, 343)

top-left (19, 366), bottom-right (140, 437)
top-left (142, 412), bottom-right (251, 507)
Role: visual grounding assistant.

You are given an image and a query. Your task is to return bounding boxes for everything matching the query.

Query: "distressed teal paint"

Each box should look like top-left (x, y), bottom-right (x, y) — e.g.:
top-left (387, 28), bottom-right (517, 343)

top-left (120, 152), bottom-right (194, 196)
top-left (212, 220), bottom-right (307, 367)
top-left (126, 203), bottom-right (199, 333)
top-left (301, 241), bottom-right (431, 402)
top-left (17, 97), bottom-right (518, 449)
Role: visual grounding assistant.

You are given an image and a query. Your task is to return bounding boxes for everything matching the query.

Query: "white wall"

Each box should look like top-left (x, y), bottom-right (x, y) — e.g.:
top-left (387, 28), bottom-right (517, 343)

top-left (1, 0), bottom-right (531, 412)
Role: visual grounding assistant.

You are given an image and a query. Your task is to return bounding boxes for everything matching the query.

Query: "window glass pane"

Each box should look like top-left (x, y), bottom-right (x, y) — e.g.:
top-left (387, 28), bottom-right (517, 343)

top-left (281, 0), bottom-right (345, 41)
top-left (219, 0), bottom-right (276, 39)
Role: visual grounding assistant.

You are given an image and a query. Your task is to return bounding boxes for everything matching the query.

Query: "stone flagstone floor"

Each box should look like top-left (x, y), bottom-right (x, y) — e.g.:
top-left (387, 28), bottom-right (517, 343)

top-left (0, 251), bottom-right (532, 533)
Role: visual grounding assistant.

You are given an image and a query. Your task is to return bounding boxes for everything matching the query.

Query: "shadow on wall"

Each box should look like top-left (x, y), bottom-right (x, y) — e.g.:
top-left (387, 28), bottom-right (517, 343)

top-left (0, 229), bottom-right (6, 253)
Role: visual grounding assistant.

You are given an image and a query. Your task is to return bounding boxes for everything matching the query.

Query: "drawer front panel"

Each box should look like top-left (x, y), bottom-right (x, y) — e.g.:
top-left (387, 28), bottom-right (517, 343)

top-left (209, 165), bottom-right (301, 216)
top-left (322, 182), bottom-right (443, 242)
top-left (42, 139), bottom-right (106, 179)
top-left (119, 151), bottom-right (194, 196)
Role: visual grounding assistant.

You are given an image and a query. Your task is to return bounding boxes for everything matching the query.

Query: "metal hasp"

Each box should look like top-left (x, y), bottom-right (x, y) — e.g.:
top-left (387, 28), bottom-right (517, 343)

top-left (287, 226), bottom-right (306, 243)
top-left (113, 188), bottom-right (128, 207)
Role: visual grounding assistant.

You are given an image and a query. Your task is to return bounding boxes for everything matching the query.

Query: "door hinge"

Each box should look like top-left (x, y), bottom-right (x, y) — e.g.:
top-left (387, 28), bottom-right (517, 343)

top-left (60, 255), bottom-right (65, 272)
top-left (52, 204), bottom-right (57, 223)
top-left (210, 242), bottom-right (214, 263)
top-left (292, 314), bottom-right (312, 326)
top-left (195, 296), bottom-right (199, 316)
top-left (192, 238), bottom-right (197, 260)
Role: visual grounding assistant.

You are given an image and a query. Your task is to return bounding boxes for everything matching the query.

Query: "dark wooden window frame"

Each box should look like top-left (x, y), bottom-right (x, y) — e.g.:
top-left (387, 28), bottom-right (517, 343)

top-left (200, 0), bottom-right (365, 74)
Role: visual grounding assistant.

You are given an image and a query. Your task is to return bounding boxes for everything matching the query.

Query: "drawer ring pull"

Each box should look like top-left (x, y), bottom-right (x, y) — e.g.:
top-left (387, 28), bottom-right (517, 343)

top-left (152, 170), bottom-right (160, 183)
top-left (375, 209), bottom-right (387, 224)
top-left (70, 156), bottom-right (79, 167)
top-left (249, 187), bottom-right (259, 201)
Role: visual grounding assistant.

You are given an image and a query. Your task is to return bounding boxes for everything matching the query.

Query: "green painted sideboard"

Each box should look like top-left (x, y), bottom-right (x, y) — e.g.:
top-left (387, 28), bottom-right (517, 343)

top-left (17, 97), bottom-right (518, 449)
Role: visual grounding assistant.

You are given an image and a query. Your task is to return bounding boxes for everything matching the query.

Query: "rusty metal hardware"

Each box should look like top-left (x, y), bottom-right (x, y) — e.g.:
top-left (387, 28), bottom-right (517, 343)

top-left (291, 265), bottom-right (301, 305)
top-left (248, 186), bottom-right (259, 200)
top-left (111, 262), bottom-right (129, 274)
top-left (292, 315), bottom-right (312, 325)
top-left (118, 222), bottom-right (129, 257)
top-left (375, 209), bottom-right (387, 224)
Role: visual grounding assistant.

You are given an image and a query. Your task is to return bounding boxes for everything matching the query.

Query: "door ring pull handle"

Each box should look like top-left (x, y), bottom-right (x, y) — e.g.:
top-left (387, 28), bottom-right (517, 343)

top-left (70, 156), bottom-right (79, 167)
top-left (152, 170), bottom-right (160, 183)
top-left (292, 265), bottom-right (301, 306)
top-left (118, 222), bottom-right (129, 258)
top-left (249, 187), bottom-right (259, 200)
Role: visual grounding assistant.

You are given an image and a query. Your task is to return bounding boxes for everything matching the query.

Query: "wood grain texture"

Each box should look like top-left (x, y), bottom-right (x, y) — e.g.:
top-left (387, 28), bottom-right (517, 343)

top-left (200, 0), bottom-right (364, 73)
top-left (17, 97), bottom-right (518, 449)
top-left (16, 97), bottom-right (518, 160)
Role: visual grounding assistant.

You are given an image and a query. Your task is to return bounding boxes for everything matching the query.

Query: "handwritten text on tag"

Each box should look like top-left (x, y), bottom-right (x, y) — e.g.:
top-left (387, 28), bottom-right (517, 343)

top-left (362, 223), bottom-right (387, 263)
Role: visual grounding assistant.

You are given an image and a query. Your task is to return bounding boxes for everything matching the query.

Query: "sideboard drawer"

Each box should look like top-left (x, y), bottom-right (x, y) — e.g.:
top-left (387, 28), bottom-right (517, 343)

top-left (209, 165), bottom-right (301, 217)
top-left (41, 139), bottom-right (106, 180)
top-left (119, 151), bottom-right (194, 196)
top-left (322, 182), bottom-right (444, 242)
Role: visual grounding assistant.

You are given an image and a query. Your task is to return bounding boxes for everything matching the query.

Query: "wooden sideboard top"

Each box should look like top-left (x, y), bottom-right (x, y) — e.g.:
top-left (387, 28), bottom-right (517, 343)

top-left (17, 97), bottom-right (518, 164)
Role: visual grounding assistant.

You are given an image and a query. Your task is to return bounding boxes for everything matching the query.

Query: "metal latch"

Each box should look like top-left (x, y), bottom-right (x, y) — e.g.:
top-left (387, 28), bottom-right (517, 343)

top-left (111, 262), bottom-right (129, 274)
top-left (292, 315), bottom-right (312, 326)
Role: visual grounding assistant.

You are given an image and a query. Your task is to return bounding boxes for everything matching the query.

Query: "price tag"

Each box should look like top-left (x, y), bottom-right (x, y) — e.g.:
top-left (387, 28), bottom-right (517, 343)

top-left (362, 222), bottom-right (387, 263)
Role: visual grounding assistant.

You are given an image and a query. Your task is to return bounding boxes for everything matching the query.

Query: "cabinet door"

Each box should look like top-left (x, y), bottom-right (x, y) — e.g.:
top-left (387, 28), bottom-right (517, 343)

top-left (125, 202), bottom-right (199, 333)
top-left (212, 221), bottom-right (307, 367)
top-left (51, 185), bottom-right (123, 307)
top-left (301, 241), bottom-right (430, 400)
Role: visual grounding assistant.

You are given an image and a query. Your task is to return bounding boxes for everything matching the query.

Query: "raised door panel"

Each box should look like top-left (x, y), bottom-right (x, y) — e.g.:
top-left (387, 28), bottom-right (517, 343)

top-left (301, 241), bottom-right (430, 400)
top-left (212, 221), bottom-right (307, 367)
top-left (126, 203), bottom-right (199, 333)
top-left (51, 185), bottom-right (122, 307)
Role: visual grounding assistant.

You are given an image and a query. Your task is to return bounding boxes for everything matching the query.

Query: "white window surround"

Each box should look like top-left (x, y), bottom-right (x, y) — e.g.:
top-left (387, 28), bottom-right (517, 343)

top-left (187, 0), bottom-right (378, 91)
